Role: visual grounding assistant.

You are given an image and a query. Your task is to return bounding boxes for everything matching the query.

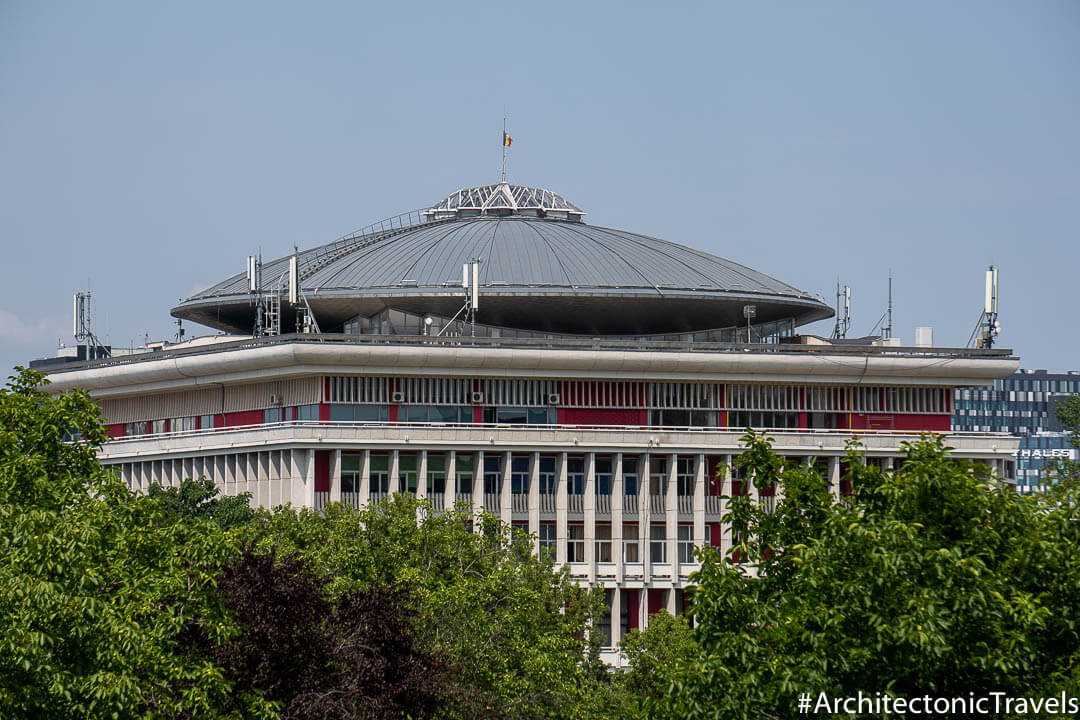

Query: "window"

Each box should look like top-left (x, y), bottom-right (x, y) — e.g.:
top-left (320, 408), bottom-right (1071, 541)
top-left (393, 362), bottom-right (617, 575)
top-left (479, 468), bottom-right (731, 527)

top-left (400, 405), bottom-right (470, 423)
top-left (297, 404), bottom-right (320, 422)
top-left (150, 419), bottom-right (167, 434)
top-left (676, 457), bottom-right (695, 496)
top-left (650, 524), bottom-right (666, 563)
top-left (427, 453), bottom-right (446, 494)
top-left (568, 524), bottom-right (585, 562)
top-left (399, 454), bottom-right (418, 493)
top-left (538, 456), bottom-right (556, 494)
top-left (649, 457), bottom-right (668, 496)
top-left (198, 414), bottom-right (214, 430)
top-left (595, 456), bottom-right (612, 495)
top-left (567, 457), bottom-right (585, 494)
top-left (329, 404), bottom-right (389, 422)
top-left (678, 525), bottom-right (694, 563)
top-left (124, 421), bottom-right (146, 436)
top-left (262, 408), bottom-right (282, 424)
top-left (595, 524), bottom-right (612, 562)
top-left (370, 454), bottom-right (390, 494)
top-left (341, 454), bottom-right (361, 493)
top-left (483, 406), bottom-right (556, 424)
top-left (455, 455), bottom-right (474, 495)
top-left (623, 458), bottom-right (638, 496)
top-left (171, 416), bottom-right (196, 432)
top-left (483, 455), bottom-right (502, 494)
top-left (624, 524), bottom-right (639, 562)
top-left (539, 523), bottom-right (556, 560)
top-left (510, 456), bottom-right (529, 493)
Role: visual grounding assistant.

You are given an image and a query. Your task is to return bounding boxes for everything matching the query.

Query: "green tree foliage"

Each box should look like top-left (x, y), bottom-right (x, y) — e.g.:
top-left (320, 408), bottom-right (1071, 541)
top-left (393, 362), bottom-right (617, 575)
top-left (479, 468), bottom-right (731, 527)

top-left (614, 611), bottom-right (696, 718)
top-left (0, 369), bottom-right (261, 719)
top-left (653, 432), bottom-right (1080, 719)
top-left (148, 476), bottom-right (256, 529)
top-left (181, 547), bottom-right (453, 719)
top-left (250, 497), bottom-right (613, 719)
top-left (1049, 394), bottom-right (1080, 482)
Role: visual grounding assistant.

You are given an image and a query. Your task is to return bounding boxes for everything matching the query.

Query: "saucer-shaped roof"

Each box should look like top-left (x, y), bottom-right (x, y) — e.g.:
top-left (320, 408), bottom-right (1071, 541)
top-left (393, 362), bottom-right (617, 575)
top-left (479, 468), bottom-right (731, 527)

top-left (172, 183), bottom-right (832, 336)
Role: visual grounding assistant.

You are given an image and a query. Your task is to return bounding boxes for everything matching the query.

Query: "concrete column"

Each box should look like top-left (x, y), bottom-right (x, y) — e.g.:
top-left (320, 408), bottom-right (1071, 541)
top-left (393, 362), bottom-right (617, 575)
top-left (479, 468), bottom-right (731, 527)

top-left (444, 451), bottom-right (457, 510)
top-left (666, 453), bottom-right (678, 578)
top-left (610, 585), bottom-right (622, 648)
top-left (639, 453), bottom-right (650, 578)
top-left (612, 453), bottom-right (624, 582)
top-left (390, 450), bottom-right (400, 496)
top-left (330, 449), bottom-right (342, 503)
top-left (417, 450), bottom-right (428, 499)
top-left (584, 452), bottom-right (596, 582)
top-left (720, 454), bottom-right (732, 557)
top-left (556, 452), bottom-right (568, 566)
top-left (472, 451), bottom-right (484, 527)
top-left (638, 587), bottom-right (649, 631)
top-left (528, 451), bottom-right (540, 541)
top-left (693, 453), bottom-right (706, 562)
top-left (829, 456), bottom-right (841, 502)
top-left (359, 449), bottom-right (371, 507)
top-left (500, 450), bottom-right (512, 525)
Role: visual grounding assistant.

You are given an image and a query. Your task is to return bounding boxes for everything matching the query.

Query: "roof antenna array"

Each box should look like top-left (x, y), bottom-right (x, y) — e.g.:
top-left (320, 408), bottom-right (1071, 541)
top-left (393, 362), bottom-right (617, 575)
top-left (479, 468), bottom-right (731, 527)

top-left (831, 282), bottom-right (851, 340)
top-left (437, 258), bottom-right (482, 337)
top-left (73, 289), bottom-right (110, 359)
top-left (967, 265), bottom-right (1000, 349)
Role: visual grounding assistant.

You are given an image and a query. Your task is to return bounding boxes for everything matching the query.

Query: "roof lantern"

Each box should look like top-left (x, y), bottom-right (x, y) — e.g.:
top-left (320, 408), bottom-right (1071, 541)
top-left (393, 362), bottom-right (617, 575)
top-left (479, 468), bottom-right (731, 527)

top-left (425, 181), bottom-right (585, 221)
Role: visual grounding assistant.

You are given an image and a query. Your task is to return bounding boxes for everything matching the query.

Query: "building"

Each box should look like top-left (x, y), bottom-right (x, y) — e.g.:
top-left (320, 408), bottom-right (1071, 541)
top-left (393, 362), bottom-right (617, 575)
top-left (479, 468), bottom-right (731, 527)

top-left (41, 181), bottom-right (1019, 663)
top-left (953, 368), bottom-right (1080, 491)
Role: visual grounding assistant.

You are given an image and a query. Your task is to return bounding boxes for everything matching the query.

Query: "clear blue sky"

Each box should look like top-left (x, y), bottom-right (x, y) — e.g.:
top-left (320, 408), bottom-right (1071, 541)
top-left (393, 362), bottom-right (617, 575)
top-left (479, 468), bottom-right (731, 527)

top-left (2, 1), bottom-right (1077, 377)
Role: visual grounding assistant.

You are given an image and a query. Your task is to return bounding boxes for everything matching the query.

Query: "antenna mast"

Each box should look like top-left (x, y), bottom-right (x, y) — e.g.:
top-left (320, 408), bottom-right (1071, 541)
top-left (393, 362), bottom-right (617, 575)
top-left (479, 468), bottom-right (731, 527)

top-left (831, 282), bottom-right (851, 340)
top-left (72, 289), bottom-right (110, 359)
top-left (884, 273), bottom-right (893, 340)
top-left (968, 265), bottom-right (1000, 348)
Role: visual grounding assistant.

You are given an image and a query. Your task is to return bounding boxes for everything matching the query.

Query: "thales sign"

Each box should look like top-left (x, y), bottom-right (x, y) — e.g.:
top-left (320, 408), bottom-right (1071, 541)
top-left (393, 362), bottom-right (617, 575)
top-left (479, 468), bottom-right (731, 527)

top-left (1015, 448), bottom-right (1077, 460)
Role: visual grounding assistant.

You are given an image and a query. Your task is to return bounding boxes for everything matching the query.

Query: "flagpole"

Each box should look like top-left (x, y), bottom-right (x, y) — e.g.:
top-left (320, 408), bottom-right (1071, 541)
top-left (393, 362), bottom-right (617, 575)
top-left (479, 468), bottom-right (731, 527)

top-left (501, 115), bottom-right (508, 183)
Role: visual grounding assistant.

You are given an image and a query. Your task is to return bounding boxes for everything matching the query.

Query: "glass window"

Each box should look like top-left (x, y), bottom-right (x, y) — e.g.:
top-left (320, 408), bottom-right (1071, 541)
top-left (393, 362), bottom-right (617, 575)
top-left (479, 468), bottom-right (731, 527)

top-left (125, 421), bottom-right (146, 436)
top-left (150, 419), bottom-right (167, 434)
top-left (341, 454), bottom-right (361, 494)
top-left (297, 404), bottom-right (320, 422)
top-left (568, 524), bottom-right (585, 563)
top-left (678, 525), bottom-right (695, 564)
top-left (677, 457), bottom-right (695, 496)
top-left (399, 453), bottom-right (417, 493)
top-left (426, 453), bottom-right (446, 494)
top-left (370, 453), bottom-right (390, 494)
top-left (198, 414), bottom-right (214, 430)
top-left (171, 416), bottom-right (196, 432)
top-left (539, 523), bottom-right (556, 560)
top-left (483, 455), bottom-right (502, 494)
top-left (595, 456), bottom-right (612, 495)
top-left (538, 456), bottom-right (556, 494)
top-left (510, 456), bottom-right (529, 493)
top-left (456, 455), bottom-right (474, 495)
top-left (624, 523), bottom-right (639, 562)
top-left (595, 524), bottom-right (612, 562)
top-left (623, 458), bottom-right (638, 496)
top-left (567, 456), bottom-right (585, 494)
top-left (650, 524), bottom-right (666, 563)
top-left (329, 404), bottom-right (389, 422)
top-left (263, 408), bottom-right (282, 424)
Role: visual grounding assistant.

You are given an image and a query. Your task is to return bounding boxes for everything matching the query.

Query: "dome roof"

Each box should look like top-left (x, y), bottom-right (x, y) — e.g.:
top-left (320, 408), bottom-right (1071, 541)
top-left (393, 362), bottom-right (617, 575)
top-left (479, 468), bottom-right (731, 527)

top-left (172, 183), bottom-right (832, 336)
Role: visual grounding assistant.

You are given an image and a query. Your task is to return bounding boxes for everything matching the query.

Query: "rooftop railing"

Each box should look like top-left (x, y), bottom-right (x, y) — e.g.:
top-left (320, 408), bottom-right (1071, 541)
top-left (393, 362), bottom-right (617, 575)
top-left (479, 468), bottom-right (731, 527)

top-left (48, 332), bottom-right (1016, 373)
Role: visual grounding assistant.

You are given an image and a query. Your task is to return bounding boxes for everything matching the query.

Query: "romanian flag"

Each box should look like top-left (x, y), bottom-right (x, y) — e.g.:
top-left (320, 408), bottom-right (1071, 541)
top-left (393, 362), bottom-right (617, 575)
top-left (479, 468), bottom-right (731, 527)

top-left (503, 132), bottom-right (512, 147)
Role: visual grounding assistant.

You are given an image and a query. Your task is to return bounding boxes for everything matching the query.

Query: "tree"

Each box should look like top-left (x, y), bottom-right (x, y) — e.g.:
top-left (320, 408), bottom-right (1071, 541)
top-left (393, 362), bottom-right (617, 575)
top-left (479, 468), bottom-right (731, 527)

top-left (181, 547), bottom-right (453, 720)
top-left (1049, 394), bottom-right (1080, 483)
top-left (653, 432), bottom-right (1080, 719)
top-left (0, 368), bottom-right (259, 719)
top-left (613, 611), bottom-right (696, 718)
top-left (250, 497), bottom-right (614, 719)
top-left (148, 475), bottom-right (256, 529)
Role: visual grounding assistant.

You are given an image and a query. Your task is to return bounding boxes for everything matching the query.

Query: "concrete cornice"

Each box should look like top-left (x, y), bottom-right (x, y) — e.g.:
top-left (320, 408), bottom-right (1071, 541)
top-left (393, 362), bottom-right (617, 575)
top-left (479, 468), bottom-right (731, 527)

top-left (45, 342), bottom-right (1020, 399)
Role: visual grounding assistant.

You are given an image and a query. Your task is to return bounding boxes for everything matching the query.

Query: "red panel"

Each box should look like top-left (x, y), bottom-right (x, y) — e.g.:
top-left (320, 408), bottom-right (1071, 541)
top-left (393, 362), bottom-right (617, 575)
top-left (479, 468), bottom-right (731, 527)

top-left (388, 405), bottom-right (398, 422)
top-left (558, 408), bottom-right (646, 426)
top-left (323, 376), bottom-right (331, 401)
top-left (319, 403), bottom-right (330, 422)
top-left (105, 423), bottom-right (125, 438)
top-left (798, 412), bottom-right (808, 429)
top-left (473, 406), bottom-right (483, 424)
top-left (627, 590), bottom-right (639, 630)
top-left (709, 522), bottom-right (723, 548)
top-left (314, 451), bottom-right (330, 493)
top-left (891, 414), bottom-right (950, 431)
top-left (718, 410), bottom-right (728, 428)
top-left (707, 455), bottom-right (725, 495)
top-left (213, 414), bottom-right (225, 429)
top-left (647, 589), bottom-right (665, 617)
top-left (224, 410), bottom-right (263, 427)
top-left (849, 413), bottom-right (869, 430)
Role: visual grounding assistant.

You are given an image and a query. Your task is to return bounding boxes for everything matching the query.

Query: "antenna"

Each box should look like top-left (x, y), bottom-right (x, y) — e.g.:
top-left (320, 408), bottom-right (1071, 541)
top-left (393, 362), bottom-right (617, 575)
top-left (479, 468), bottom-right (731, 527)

top-left (72, 289), bottom-right (109, 359)
top-left (968, 265), bottom-right (1000, 348)
top-left (831, 282), bottom-right (851, 339)
top-left (437, 258), bottom-right (482, 337)
top-left (884, 273), bottom-right (893, 340)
